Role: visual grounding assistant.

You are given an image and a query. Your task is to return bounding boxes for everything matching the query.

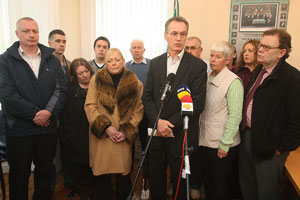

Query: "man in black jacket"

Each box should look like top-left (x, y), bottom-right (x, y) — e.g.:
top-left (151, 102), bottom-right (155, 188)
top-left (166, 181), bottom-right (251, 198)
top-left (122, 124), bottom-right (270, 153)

top-left (239, 28), bottom-right (300, 200)
top-left (143, 16), bottom-right (207, 200)
top-left (0, 17), bottom-right (67, 199)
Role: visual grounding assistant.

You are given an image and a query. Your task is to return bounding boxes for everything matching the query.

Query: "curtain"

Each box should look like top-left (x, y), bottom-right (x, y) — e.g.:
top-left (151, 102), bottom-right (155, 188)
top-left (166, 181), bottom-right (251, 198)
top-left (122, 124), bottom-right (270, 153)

top-left (0, 0), bottom-right (59, 50)
top-left (94, 0), bottom-right (170, 61)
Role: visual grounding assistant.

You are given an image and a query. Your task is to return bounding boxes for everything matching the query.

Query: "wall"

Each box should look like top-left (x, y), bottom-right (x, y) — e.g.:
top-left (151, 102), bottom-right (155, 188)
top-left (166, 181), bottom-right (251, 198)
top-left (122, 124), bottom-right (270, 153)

top-left (285, 0), bottom-right (300, 69)
top-left (59, 0), bottom-right (300, 69)
top-left (59, 0), bottom-right (81, 60)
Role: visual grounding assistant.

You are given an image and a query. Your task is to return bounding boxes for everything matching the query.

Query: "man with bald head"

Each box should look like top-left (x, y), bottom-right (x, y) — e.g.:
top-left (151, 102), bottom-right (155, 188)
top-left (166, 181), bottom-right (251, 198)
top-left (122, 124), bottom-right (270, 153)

top-left (126, 39), bottom-right (150, 86)
top-left (0, 17), bottom-right (67, 199)
top-left (126, 39), bottom-right (150, 154)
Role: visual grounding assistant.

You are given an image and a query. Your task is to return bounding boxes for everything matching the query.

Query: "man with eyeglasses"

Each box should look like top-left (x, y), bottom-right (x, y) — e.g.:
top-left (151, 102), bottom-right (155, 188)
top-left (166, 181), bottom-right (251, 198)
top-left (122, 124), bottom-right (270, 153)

top-left (239, 28), bottom-right (300, 200)
top-left (185, 36), bottom-right (211, 74)
top-left (185, 36), bottom-right (203, 59)
top-left (143, 16), bottom-right (207, 199)
top-left (0, 17), bottom-right (67, 199)
top-left (185, 36), bottom-right (205, 200)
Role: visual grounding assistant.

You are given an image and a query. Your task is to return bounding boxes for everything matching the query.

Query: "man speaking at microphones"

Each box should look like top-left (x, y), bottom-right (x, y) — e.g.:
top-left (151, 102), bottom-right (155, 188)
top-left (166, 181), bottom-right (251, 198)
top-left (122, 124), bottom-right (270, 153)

top-left (143, 16), bottom-right (207, 200)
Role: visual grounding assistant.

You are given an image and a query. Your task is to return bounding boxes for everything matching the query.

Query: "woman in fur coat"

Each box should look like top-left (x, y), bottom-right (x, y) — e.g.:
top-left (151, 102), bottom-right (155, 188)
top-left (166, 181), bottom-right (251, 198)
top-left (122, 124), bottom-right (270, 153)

top-left (85, 48), bottom-right (144, 200)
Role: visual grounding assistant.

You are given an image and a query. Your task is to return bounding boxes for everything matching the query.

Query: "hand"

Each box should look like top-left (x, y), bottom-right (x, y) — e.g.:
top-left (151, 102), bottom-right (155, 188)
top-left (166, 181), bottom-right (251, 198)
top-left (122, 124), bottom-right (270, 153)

top-left (106, 126), bottom-right (120, 142)
top-left (217, 148), bottom-right (228, 159)
top-left (156, 119), bottom-right (174, 137)
top-left (276, 149), bottom-right (281, 155)
top-left (33, 110), bottom-right (52, 127)
top-left (114, 131), bottom-right (126, 142)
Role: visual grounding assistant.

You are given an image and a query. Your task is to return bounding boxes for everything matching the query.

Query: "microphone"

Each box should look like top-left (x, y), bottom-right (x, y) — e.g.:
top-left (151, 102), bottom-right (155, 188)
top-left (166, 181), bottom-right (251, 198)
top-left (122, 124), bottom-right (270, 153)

top-left (160, 73), bottom-right (175, 102)
top-left (177, 84), bottom-right (191, 100)
top-left (181, 95), bottom-right (193, 117)
top-left (177, 85), bottom-right (193, 131)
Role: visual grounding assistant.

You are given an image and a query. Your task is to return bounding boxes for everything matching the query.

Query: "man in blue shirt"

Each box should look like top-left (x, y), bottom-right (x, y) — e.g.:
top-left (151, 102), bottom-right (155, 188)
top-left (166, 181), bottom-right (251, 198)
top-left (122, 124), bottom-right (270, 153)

top-left (126, 39), bottom-right (150, 199)
top-left (125, 39), bottom-right (150, 150)
top-left (126, 39), bottom-right (150, 86)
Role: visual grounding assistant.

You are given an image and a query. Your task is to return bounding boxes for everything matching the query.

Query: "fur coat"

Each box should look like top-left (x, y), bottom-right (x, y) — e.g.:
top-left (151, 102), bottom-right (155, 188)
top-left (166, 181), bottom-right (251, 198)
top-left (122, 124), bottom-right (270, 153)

top-left (85, 67), bottom-right (144, 176)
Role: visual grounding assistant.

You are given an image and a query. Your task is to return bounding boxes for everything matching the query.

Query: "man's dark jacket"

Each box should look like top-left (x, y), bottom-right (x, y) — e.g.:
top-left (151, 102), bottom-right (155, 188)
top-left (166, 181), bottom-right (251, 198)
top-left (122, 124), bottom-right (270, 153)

top-left (0, 41), bottom-right (68, 136)
top-left (248, 58), bottom-right (300, 160)
top-left (143, 51), bottom-right (207, 152)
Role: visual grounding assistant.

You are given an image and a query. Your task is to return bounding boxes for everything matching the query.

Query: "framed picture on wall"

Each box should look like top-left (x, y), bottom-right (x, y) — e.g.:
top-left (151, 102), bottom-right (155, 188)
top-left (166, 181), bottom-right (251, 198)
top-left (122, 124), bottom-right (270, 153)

top-left (229, 0), bottom-right (289, 60)
top-left (240, 3), bottom-right (278, 32)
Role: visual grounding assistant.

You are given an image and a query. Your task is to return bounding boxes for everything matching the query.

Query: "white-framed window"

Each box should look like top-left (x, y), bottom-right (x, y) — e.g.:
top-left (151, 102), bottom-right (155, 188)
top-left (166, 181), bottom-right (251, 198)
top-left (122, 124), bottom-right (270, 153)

top-left (95, 0), bottom-right (169, 61)
top-left (0, 0), bottom-right (59, 52)
top-left (0, 0), bottom-right (10, 54)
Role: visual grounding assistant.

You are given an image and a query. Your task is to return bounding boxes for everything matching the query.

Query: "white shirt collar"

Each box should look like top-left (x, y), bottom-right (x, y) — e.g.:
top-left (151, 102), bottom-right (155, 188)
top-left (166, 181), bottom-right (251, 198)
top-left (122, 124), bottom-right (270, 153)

top-left (130, 57), bottom-right (147, 65)
top-left (18, 46), bottom-right (41, 57)
top-left (167, 48), bottom-right (185, 60)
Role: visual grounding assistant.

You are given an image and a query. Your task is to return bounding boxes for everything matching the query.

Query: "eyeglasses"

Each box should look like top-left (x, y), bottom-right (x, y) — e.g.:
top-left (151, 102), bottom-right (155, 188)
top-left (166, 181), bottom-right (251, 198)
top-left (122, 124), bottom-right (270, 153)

top-left (185, 46), bottom-right (200, 51)
top-left (258, 43), bottom-right (280, 51)
top-left (168, 31), bottom-right (188, 38)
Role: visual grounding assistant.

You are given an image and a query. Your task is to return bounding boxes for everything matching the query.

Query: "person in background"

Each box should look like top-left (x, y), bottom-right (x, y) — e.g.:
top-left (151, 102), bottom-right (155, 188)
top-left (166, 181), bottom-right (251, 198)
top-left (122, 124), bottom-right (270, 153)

top-left (185, 36), bottom-right (206, 200)
top-left (239, 29), bottom-right (300, 200)
top-left (85, 48), bottom-right (144, 200)
top-left (230, 40), bottom-right (260, 200)
top-left (227, 44), bottom-right (237, 71)
top-left (48, 29), bottom-right (71, 76)
top-left (59, 58), bottom-right (95, 200)
top-left (143, 16), bottom-right (207, 200)
top-left (125, 39), bottom-right (150, 199)
top-left (48, 28), bottom-right (74, 196)
top-left (196, 41), bottom-right (243, 200)
top-left (89, 36), bottom-right (110, 73)
top-left (0, 17), bottom-right (67, 199)
top-left (234, 39), bottom-right (260, 88)
top-left (185, 36), bottom-right (203, 59)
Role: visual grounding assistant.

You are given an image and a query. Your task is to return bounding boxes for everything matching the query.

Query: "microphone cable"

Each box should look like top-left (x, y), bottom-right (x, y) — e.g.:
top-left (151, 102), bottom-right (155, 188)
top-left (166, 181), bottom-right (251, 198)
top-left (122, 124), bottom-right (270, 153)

top-left (174, 130), bottom-right (188, 200)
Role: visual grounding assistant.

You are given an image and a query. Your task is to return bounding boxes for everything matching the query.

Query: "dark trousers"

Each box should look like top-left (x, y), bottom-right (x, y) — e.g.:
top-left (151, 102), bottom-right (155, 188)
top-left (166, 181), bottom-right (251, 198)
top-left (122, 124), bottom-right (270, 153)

top-left (239, 129), bottom-right (289, 200)
top-left (190, 147), bottom-right (203, 190)
top-left (60, 138), bottom-right (75, 188)
top-left (94, 173), bottom-right (131, 200)
top-left (138, 115), bottom-right (148, 151)
top-left (73, 163), bottom-right (95, 199)
top-left (200, 145), bottom-right (239, 200)
top-left (148, 140), bottom-right (186, 200)
top-left (6, 134), bottom-right (57, 200)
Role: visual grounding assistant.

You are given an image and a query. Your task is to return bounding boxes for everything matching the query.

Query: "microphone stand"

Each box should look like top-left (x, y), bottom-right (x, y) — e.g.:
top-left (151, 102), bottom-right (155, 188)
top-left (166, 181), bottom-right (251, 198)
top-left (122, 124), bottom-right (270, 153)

top-left (183, 115), bottom-right (190, 200)
top-left (127, 99), bottom-right (166, 200)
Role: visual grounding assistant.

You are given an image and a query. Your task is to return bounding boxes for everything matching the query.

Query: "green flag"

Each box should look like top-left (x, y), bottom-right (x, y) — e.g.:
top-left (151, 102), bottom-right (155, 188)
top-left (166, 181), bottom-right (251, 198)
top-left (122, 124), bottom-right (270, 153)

top-left (173, 0), bottom-right (179, 17)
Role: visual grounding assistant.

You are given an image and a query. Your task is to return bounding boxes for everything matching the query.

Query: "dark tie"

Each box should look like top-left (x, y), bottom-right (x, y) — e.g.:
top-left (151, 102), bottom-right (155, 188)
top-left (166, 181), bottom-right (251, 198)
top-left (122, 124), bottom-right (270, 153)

top-left (241, 69), bottom-right (267, 131)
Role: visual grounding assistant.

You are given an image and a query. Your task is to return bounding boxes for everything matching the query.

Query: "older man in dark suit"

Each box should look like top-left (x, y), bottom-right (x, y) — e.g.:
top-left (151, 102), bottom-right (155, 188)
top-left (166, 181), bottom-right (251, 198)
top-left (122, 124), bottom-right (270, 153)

top-left (239, 28), bottom-right (300, 200)
top-left (143, 16), bottom-right (207, 200)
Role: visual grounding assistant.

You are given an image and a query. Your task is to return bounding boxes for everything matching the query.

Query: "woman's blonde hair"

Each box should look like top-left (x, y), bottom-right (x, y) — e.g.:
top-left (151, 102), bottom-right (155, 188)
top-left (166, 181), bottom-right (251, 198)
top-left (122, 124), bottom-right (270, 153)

top-left (104, 48), bottom-right (125, 65)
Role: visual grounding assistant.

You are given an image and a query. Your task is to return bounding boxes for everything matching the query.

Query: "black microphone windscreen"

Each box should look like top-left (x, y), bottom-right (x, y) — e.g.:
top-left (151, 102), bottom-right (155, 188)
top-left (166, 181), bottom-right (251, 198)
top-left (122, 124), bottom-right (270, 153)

top-left (166, 73), bottom-right (175, 84)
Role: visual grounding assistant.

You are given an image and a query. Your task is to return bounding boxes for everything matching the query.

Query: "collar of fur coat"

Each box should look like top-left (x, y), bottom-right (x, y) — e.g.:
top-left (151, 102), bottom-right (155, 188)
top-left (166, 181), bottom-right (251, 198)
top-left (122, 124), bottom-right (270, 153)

top-left (95, 67), bottom-right (139, 119)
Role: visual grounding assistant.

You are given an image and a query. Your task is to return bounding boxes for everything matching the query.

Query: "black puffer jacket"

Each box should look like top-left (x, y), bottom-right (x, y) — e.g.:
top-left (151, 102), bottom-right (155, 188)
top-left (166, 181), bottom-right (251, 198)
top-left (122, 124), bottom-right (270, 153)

top-left (0, 41), bottom-right (68, 136)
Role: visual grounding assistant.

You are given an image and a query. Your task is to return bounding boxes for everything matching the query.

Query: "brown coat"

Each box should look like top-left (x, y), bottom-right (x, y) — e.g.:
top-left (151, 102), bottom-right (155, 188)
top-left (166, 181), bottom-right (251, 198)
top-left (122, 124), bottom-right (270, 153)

top-left (85, 67), bottom-right (144, 176)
